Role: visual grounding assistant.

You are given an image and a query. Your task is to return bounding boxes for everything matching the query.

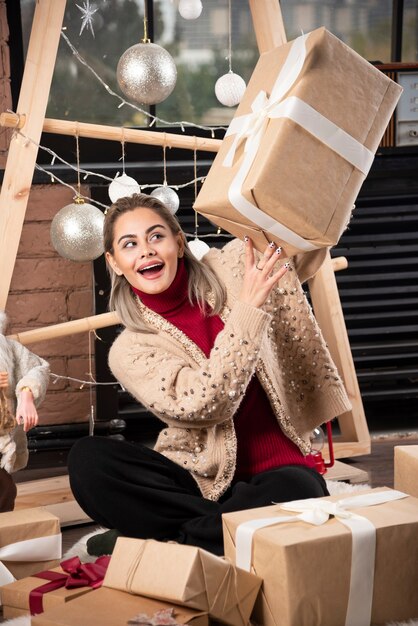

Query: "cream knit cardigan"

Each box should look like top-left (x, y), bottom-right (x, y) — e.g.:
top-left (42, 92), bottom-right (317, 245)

top-left (0, 312), bottom-right (50, 473)
top-left (109, 240), bottom-right (352, 500)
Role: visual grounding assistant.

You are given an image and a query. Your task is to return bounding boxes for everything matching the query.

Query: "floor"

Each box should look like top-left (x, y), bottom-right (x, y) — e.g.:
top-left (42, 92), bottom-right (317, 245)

top-left (1, 434), bottom-right (417, 624)
top-left (15, 433), bottom-right (418, 553)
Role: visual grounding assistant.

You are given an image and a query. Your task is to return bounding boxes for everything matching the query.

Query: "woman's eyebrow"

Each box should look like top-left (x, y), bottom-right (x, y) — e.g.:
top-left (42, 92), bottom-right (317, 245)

top-left (117, 224), bottom-right (167, 245)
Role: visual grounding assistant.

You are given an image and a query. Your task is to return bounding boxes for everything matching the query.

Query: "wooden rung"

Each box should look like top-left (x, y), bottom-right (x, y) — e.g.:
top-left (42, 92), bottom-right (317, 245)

top-left (0, 112), bottom-right (222, 153)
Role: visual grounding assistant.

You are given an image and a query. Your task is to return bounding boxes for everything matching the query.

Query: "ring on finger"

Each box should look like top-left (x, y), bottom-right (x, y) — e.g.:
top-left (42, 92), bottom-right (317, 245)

top-left (256, 262), bottom-right (264, 271)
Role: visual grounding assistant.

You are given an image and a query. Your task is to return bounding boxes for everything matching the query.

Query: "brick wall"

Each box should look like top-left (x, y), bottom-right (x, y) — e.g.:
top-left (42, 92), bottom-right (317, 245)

top-left (7, 184), bottom-right (95, 425)
top-left (0, 0), bottom-right (12, 168)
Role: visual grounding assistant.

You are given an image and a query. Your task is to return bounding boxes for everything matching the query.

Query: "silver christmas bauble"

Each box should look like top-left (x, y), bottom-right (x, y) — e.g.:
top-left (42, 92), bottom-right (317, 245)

top-left (215, 71), bottom-right (246, 107)
top-left (188, 237), bottom-right (210, 260)
top-left (108, 173), bottom-right (141, 203)
top-left (151, 185), bottom-right (180, 214)
top-left (51, 200), bottom-right (104, 262)
top-left (117, 42), bottom-right (177, 105)
top-left (178, 0), bottom-right (203, 19)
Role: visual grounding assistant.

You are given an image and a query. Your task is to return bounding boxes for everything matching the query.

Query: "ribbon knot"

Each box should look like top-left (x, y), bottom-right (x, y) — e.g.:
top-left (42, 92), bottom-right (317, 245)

top-left (29, 555), bottom-right (110, 615)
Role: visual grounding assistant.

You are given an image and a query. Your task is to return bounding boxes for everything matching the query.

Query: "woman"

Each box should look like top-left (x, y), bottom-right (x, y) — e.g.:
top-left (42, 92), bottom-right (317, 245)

top-left (68, 193), bottom-right (351, 556)
top-left (0, 311), bottom-right (50, 511)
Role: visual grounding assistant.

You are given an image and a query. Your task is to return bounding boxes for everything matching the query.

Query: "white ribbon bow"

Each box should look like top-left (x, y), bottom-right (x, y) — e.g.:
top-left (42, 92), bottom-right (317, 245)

top-left (222, 32), bottom-right (375, 253)
top-left (235, 490), bottom-right (408, 626)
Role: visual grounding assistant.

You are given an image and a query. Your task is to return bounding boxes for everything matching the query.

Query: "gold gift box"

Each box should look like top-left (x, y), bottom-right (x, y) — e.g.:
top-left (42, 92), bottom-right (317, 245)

top-left (222, 488), bottom-right (418, 626)
top-left (0, 564), bottom-right (94, 617)
top-left (395, 445), bottom-right (418, 498)
top-left (194, 28), bottom-right (402, 257)
top-left (103, 537), bottom-right (261, 626)
top-left (0, 507), bottom-right (61, 581)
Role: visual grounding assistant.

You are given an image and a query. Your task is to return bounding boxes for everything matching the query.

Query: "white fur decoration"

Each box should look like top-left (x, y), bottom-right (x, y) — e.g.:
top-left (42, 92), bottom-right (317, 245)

top-left (0, 310), bottom-right (7, 334)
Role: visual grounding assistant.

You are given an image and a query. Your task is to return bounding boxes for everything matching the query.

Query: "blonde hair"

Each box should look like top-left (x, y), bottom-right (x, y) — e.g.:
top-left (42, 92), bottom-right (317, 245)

top-left (104, 193), bottom-right (226, 332)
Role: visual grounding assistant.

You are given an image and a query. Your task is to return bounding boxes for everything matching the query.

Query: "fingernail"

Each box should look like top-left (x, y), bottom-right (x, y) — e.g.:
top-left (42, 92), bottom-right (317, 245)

top-left (269, 241), bottom-right (275, 248)
top-left (244, 236), bottom-right (249, 242)
top-left (276, 247), bottom-right (282, 254)
top-left (284, 262), bottom-right (290, 268)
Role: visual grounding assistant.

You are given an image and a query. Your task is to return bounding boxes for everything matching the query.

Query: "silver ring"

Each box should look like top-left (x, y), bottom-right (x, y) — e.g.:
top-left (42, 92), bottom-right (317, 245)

top-left (256, 263), bottom-right (263, 271)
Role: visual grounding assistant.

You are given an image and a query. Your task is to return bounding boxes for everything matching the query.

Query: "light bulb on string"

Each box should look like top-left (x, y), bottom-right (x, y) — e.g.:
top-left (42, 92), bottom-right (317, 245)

top-left (215, 0), bottom-right (246, 107)
top-left (116, 3), bottom-right (177, 105)
top-left (178, 0), bottom-right (203, 20)
top-left (189, 146), bottom-right (209, 260)
top-left (51, 132), bottom-right (104, 262)
top-left (151, 142), bottom-right (180, 214)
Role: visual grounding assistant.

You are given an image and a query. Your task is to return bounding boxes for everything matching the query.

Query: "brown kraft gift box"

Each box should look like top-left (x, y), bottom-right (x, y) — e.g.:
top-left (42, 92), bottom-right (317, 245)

top-left (0, 508), bottom-right (61, 582)
top-left (103, 537), bottom-right (261, 626)
top-left (194, 27), bottom-right (402, 258)
top-left (222, 488), bottom-right (418, 626)
top-left (31, 587), bottom-right (208, 626)
top-left (0, 565), bottom-right (95, 617)
top-left (395, 445), bottom-right (418, 498)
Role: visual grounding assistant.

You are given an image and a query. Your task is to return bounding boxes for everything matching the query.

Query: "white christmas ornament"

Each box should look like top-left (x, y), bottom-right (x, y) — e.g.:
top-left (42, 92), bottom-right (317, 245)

top-left (188, 238), bottom-right (210, 260)
top-left (178, 0), bottom-right (203, 20)
top-left (108, 173), bottom-right (141, 203)
top-left (151, 185), bottom-right (180, 214)
top-left (215, 71), bottom-right (246, 107)
top-left (117, 42), bottom-right (177, 105)
top-left (51, 199), bottom-right (104, 262)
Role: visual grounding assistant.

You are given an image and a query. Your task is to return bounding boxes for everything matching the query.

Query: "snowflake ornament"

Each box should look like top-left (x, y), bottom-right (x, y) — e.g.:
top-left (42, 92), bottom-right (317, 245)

top-left (76, 0), bottom-right (99, 37)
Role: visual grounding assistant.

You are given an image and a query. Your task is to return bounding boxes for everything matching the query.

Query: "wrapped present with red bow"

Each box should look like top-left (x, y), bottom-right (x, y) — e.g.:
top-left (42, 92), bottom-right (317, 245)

top-left (0, 554), bottom-right (110, 619)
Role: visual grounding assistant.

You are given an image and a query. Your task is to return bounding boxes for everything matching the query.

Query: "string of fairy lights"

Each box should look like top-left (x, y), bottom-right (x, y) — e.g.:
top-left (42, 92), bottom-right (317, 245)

top-left (15, 1), bottom-right (244, 393)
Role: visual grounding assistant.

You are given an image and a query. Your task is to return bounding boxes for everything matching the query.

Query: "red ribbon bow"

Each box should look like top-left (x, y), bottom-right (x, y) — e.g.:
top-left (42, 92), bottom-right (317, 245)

top-left (29, 555), bottom-right (111, 615)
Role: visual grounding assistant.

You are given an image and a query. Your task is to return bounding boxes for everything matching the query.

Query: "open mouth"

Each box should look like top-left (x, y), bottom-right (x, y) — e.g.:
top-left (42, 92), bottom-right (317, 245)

top-left (138, 263), bottom-right (164, 277)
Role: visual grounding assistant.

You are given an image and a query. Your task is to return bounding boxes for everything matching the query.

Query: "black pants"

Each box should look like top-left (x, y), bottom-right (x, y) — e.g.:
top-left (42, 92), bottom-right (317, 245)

top-left (68, 436), bottom-right (328, 555)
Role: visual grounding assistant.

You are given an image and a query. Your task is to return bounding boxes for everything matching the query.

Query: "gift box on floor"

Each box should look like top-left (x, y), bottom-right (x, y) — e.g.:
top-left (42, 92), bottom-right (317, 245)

top-left (0, 508), bottom-right (61, 585)
top-left (31, 587), bottom-right (208, 626)
top-left (222, 487), bottom-right (418, 626)
top-left (103, 537), bottom-right (261, 626)
top-left (194, 28), bottom-right (402, 258)
top-left (0, 555), bottom-right (110, 617)
top-left (395, 445), bottom-right (418, 498)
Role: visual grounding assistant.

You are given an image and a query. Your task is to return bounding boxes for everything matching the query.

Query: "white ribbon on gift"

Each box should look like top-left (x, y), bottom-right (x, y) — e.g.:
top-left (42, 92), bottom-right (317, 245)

top-left (235, 490), bottom-right (408, 626)
top-left (0, 532), bottom-right (62, 588)
top-left (223, 32), bottom-right (375, 252)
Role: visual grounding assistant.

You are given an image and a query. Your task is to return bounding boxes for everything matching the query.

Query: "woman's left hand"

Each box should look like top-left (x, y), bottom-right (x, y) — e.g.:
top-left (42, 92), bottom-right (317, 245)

top-left (16, 391), bottom-right (38, 432)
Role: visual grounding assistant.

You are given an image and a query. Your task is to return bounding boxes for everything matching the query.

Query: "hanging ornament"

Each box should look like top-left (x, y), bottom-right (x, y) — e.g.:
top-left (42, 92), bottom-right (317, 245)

top-left (189, 144), bottom-right (209, 260)
top-left (215, 0), bottom-right (246, 107)
top-left (51, 133), bottom-right (104, 262)
top-left (116, 5), bottom-right (177, 105)
top-left (215, 71), bottom-right (246, 107)
top-left (109, 173), bottom-right (141, 203)
top-left (76, 0), bottom-right (99, 37)
top-left (188, 237), bottom-right (210, 260)
top-left (178, 0), bottom-right (203, 20)
top-left (150, 144), bottom-right (179, 214)
top-left (151, 185), bottom-right (180, 214)
top-left (109, 134), bottom-right (141, 203)
top-left (51, 198), bottom-right (104, 262)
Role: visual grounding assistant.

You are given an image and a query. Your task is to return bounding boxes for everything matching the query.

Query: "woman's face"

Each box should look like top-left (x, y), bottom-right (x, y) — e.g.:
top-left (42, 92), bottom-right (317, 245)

top-left (106, 207), bottom-right (184, 295)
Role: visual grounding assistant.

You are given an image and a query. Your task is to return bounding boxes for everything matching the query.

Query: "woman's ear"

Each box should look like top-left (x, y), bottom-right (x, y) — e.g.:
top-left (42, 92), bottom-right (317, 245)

top-left (177, 233), bottom-right (185, 258)
top-left (105, 252), bottom-right (123, 276)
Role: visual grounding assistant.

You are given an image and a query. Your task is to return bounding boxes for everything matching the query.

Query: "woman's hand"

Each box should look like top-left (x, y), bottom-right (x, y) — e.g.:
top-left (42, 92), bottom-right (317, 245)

top-left (239, 237), bottom-right (289, 309)
top-left (0, 372), bottom-right (8, 388)
top-left (16, 389), bottom-right (38, 432)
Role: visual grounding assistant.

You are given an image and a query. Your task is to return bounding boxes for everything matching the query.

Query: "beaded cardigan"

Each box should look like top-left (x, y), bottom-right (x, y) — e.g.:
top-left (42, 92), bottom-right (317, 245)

top-left (108, 239), bottom-right (351, 501)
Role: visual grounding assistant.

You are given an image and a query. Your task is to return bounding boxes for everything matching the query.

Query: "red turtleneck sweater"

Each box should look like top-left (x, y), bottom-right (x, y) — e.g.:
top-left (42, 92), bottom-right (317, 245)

top-left (133, 258), bottom-right (315, 481)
